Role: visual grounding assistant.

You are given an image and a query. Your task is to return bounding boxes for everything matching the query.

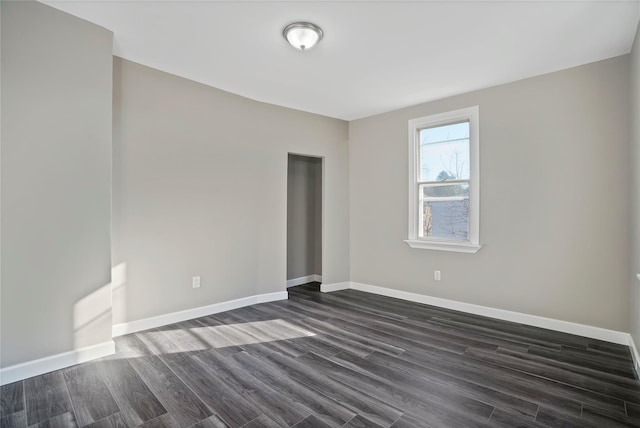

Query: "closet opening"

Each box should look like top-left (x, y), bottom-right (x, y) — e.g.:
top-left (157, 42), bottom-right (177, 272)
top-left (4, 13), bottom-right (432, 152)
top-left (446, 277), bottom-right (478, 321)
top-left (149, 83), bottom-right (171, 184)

top-left (286, 154), bottom-right (322, 289)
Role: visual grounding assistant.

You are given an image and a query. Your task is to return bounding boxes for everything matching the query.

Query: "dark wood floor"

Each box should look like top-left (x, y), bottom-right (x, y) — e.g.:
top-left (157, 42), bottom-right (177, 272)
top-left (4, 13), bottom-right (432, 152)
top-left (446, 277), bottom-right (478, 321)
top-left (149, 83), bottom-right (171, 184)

top-left (2, 283), bottom-right (640, 427)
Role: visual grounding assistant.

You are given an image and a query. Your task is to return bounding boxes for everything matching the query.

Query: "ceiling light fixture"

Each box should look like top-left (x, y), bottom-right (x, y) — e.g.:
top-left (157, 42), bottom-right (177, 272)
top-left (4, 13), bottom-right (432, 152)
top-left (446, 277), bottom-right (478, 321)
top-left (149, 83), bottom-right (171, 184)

top-left (283, 22), bottom-right (323, 51)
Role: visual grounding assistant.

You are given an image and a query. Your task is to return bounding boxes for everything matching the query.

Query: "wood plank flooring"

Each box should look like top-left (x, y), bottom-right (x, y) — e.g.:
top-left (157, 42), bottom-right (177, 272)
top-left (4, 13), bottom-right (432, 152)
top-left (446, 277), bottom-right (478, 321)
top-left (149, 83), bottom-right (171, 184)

top-left (2, 283), bottom-right (640, 427)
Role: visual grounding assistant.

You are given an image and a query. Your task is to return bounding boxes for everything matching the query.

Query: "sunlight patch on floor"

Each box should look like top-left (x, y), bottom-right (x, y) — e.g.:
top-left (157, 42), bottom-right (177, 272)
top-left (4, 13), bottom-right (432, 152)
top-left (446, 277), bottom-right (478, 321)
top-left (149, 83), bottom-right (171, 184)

top-left (134, 319), bottom-right (316, 354)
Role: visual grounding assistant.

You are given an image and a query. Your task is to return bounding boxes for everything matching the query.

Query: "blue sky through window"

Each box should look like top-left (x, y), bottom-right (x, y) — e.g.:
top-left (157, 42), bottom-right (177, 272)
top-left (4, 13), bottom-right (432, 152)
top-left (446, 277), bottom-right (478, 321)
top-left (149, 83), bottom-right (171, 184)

top-left (419, 122), bottom-right (470, 182)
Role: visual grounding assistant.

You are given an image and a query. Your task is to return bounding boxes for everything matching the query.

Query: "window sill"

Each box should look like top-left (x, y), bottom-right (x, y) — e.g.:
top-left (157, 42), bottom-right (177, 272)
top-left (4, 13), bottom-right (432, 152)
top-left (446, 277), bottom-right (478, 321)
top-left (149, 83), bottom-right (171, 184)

top-left (404, 239), bottom-right (482, 254)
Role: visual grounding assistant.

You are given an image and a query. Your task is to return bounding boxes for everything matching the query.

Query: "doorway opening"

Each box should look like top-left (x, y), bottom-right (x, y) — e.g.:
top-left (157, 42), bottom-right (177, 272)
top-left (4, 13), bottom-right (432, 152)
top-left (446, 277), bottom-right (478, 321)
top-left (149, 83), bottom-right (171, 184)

top-left (286, 154), bottom-right (322, 289)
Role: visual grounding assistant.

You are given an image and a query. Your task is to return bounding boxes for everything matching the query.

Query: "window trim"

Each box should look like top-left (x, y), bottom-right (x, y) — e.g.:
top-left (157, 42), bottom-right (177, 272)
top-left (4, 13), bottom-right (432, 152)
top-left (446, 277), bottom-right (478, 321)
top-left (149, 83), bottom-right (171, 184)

top-left (405, 106), bottom-right (481, 253)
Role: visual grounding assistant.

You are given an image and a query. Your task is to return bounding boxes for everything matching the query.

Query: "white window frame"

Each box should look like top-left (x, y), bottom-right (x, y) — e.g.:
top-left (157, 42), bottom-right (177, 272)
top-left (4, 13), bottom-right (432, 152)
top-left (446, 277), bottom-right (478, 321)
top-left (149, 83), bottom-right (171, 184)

top-left (405, 106), bottom-right (481, 253)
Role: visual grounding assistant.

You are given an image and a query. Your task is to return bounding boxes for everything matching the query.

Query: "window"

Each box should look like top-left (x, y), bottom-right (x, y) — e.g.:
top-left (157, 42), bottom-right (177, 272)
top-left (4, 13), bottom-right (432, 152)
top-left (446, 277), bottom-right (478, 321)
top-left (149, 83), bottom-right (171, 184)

top-left (405, 106), bottom-right (481, 253)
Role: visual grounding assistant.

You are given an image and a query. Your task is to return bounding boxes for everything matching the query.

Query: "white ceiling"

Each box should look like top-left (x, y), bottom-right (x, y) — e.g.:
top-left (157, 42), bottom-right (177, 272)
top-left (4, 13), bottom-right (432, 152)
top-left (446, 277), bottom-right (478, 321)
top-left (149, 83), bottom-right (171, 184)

top-left (43, 1), bottom-right (640, 121)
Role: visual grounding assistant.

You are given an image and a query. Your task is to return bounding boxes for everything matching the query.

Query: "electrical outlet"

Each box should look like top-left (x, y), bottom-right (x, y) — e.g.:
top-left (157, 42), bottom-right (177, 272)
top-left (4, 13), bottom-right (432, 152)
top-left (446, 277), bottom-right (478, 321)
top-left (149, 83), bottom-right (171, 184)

top-left (192, 276), bottom-right (201, 288)
top-left (434, 270), bottom-right (441, 281)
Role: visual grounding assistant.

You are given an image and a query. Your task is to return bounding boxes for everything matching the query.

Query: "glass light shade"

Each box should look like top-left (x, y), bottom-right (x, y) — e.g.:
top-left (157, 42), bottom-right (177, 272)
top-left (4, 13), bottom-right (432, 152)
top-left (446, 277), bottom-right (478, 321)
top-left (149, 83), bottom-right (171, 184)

top-left (283, 22), bottom-right (323, 51)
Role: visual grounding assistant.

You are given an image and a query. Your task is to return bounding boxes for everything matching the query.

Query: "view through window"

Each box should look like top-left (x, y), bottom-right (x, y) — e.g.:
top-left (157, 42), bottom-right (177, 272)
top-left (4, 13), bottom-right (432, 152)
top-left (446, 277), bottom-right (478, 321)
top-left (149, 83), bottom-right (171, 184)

top-left (419, 121), bottom-right (470, 240)
top-left (406, 106), bottom-right (480, 253)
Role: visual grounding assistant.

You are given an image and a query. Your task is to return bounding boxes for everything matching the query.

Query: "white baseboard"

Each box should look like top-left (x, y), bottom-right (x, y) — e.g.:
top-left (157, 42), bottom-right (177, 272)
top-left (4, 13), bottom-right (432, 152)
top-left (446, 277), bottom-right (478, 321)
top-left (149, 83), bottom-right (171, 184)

top-left (324, 281), bottom-right (630, 345)
top-left (0, 340), bottom-right (115, 386)
top-left (321, 281), bottom-right (351, 293)
top-left (112, 291), bottom-right (288, 337)
top-left (256, 291), bottom-right (289, 304)
top-left (287, 275), bottom-right (322, 288)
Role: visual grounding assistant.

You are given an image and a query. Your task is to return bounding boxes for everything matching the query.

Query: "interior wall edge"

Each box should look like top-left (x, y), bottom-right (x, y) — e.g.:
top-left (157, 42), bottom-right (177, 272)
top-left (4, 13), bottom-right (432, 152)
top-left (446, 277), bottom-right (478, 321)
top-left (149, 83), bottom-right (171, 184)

top-left (1, 0), bottom-right (113, 369)
top-left (629, 11), bottom-right (640, 375)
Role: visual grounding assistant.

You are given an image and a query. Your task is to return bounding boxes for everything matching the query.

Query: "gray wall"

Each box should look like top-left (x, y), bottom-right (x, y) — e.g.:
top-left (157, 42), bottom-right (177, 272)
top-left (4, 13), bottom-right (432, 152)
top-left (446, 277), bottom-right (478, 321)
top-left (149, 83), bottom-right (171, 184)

top-left (287, 155), bottom-right (322, 281)
top-left (1, 1), bottom-right (113, 367)
top-left (349, 56), bottom-right (630, 331)
top-left (112, 58), bottom-right (348, 325)
top-left (631, 22), bottom-right (640, 346)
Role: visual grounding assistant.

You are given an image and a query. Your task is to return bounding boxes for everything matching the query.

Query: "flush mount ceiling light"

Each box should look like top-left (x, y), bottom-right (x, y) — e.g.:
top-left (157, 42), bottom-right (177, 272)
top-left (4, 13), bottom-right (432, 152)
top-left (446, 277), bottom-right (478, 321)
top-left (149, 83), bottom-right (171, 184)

top-left (283, 22), bottom-right (323, 51)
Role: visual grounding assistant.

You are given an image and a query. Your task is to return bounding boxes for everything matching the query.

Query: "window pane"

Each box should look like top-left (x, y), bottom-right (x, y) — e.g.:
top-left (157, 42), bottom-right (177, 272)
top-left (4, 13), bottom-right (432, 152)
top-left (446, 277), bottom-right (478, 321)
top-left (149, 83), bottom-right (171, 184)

top-left (421, 183), bottom-right (469, 199)
top-left (421, 199), bottom-right (469, 240)
top-left (419, 122), bottom-right (470, 182)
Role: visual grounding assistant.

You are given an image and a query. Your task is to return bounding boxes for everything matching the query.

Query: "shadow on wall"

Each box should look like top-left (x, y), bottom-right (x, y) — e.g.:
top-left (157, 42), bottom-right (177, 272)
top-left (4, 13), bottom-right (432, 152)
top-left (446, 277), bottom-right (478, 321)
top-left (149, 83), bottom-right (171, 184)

top-left (72, 263), bottom-right (127, 348)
